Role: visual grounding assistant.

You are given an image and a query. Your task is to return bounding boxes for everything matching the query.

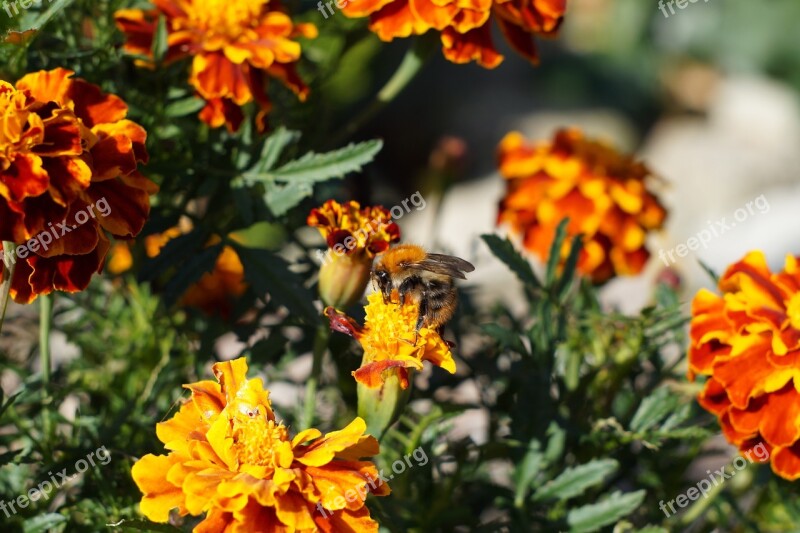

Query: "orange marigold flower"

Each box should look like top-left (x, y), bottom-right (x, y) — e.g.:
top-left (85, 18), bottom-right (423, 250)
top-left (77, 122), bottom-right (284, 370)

top-left (326, 292), bottom-right (455, 388)
top-left (497, 129), bottom-right (667, 283)
top-left (132, 357), bottom-right (389, 531)
top-left (688, 251), bottom-right (800, 480)
top-left (309, 200), bottom-right (401, 308)
top-left (341, 0), bottom-right (566, 68)
top-left (0, 68), bottom-right (154, 303)
top-left (115, 0), bottom-right (318, 132)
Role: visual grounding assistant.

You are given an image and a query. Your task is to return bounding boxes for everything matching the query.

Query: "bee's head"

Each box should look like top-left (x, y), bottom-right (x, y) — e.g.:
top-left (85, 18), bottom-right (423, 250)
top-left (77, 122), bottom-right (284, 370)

top-left (373, 267), bottom-right (392, 301)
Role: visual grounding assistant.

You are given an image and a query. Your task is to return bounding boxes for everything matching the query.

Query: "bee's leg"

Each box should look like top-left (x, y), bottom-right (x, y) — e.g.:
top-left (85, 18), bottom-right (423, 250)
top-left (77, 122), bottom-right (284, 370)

top-left (415, 297), bottom-right (428, 332)
top-left (398, 276), bottom-right (420, 307)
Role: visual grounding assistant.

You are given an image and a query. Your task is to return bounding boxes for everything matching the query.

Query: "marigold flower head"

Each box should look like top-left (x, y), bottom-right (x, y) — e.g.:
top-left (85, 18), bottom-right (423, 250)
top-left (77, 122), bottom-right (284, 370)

top-left (0, 68), bottom-right (154, 303)
top-left (497, 129), bottom-right (667, 283)
top-left (326, 292), bottom-right (456, 388)
top-left (132, 357), bottom-right (389, 531)
top-left (341, 0), bottom-right (566, 68)
top-left (688, 251), bottom-right (800, 480)
top-left (115, 0), bottom-right (318, 132)
top-left (308, 200), bottom-right (400, 258)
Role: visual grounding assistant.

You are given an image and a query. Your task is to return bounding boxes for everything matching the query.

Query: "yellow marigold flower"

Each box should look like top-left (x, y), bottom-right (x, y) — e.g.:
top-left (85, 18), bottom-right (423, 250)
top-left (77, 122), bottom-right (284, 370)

top-left (308, 200), bottom-right (401, 308)
top-left (497, 129), bottom-right (667, 283)
top-left (115, 0), bottom-right (318, 132)
top-left (689, 251), bottom-right (800, 480)
top-left (326, 292), bottom-right (455, 388)
top-left (132, 357), bottom-right (389, 531)
top-left (341, 0), bottom-right (566, 68)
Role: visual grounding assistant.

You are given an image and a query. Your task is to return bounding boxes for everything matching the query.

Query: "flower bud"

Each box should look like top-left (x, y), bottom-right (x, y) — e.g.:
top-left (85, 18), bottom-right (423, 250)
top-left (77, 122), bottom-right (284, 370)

top-left (318, 251), bottom-right (372, 308)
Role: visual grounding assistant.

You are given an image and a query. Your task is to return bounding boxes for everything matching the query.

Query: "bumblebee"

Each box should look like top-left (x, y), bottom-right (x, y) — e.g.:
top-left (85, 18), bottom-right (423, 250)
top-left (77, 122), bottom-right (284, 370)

top-left (372, 244), bottom-right (474, 332)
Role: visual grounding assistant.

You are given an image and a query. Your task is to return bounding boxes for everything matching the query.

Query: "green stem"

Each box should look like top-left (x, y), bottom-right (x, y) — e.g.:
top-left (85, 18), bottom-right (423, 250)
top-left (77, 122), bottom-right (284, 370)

top-left (0, 241), bottom-right (16, 335)
top-left (303, 324), bottom-right (329, 428)
top-left (40, 293), bottom-right (54, 451)
top-left (328, 34), bottom-right (437, 147)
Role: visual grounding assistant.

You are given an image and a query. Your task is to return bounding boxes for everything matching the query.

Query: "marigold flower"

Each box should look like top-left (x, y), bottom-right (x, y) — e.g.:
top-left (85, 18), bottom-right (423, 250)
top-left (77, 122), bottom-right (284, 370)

top-left (341, 0), bottom-right (566, 68)
top-left (688, 251), bottom-right (800, 480)
top-left (497, 129), bottom-right (667, 283)
top-left (326, 292), bottom-right (455, 388)
top-left (308, 200), bottom-right (400, 308)
top-left (0, 68), bottom-right (154, 303)
top-left (132, 357), bottom-right (389, 531)
top-left (115, 0), bottom-right (318, 132)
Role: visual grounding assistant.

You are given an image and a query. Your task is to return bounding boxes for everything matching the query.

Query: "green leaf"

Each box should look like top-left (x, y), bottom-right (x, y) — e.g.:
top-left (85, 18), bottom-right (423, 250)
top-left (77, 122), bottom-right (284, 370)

top-left (231, 244), bottom-right (317, 321)
top-left (151, 15), bottom-right (169, 62)
top-left (697, 259), bottom-right (720, 285)
top-left (264, 180), bottom-right (313, 217)
top-left (513, 440), bottom-right (543, 506)
top-left (139, 231), bottom-right (207, 282)
top-left (164, 97), bottom-right (205, 117)
top-left (480, 323), bottom-right (528, 355)
top-left (23, 513), bottom-right (67, 533)
top-left (567, 490), bottom-right (646, 533)
top-left (545, 218), bottom-right (570, 287)
top-left (247, 140), bottom-right (383, 183)
top-left (256, 127), bottom-right (302, 172)
top-left (630, 388), bottom-right (677, 433)
top-left (480, 235), bottom-right (540, 289)
top-left (533, 459), bottom-right (619, 502)
top-left (556, 234), bottom-right (583, 300)
top-left (29, 0), bottom-right (74, 30)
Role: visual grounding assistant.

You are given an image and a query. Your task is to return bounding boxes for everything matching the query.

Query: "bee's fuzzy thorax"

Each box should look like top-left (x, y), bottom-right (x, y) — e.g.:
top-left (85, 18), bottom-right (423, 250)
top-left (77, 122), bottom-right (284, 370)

top-left (379, 244), bottom-right (427, 269)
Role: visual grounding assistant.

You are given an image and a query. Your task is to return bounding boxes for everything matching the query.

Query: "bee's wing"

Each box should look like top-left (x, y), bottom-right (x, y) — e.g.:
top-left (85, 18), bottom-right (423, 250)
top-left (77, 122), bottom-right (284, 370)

top-left (410, 254), bottom-right (475, 279)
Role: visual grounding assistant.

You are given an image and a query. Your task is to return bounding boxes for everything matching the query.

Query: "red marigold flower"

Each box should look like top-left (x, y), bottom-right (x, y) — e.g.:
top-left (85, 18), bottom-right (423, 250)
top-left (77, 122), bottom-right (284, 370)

top-left (341, 0), bottom-right (566, 68)
top-left (114, 0), bottom-right (318, 132)
top-left (689, 251), bottom-right (800, 480)
top-left (0, 68), bottom-right (154, 303)
top-left (496, 129), bottom-right (667, 283)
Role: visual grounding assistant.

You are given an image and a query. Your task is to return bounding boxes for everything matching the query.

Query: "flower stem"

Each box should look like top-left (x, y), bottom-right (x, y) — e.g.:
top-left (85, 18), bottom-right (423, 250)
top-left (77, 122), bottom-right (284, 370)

top-left (40, 293), bottom-right (54, 450)
top-left (303, 324), bottom-right (329, 428)
top-left (0, 241), bottom-right (16, 335)
top-left (328, 34), bottom-right (437, 147)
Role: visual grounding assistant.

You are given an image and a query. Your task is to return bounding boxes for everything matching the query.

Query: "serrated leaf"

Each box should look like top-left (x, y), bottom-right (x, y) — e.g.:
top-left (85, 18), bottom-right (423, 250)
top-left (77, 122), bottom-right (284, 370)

top-left (164, 97), bottom-right (205, 117)
top-left (256, 127), bottom-right (302, 172)
top-left (23, 513), bottom-right (67, 533)
top-left (231, 244), bottom-right (317, 321)
top-left (630, 388), bottom-right (677, 433)
top-left (139, 231), bottom-right (207, 282)
top-left (567, 490), bottom-right (646, 533)
top-left (264, 180), bottom-right (313, 217)
top-left (546, 218), bottom-right (570, 287)
top-left (481, 234), bottom-right (540, 289)
top-left (533, 459), bottom-right (619, 502)
top-left (152, 15), bottom-right (168, 62)
top-left (248, 139), bottom-right (382, 183)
